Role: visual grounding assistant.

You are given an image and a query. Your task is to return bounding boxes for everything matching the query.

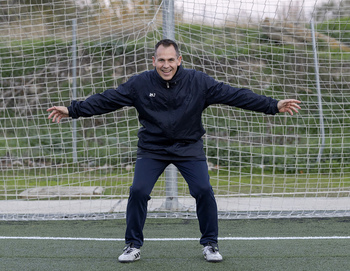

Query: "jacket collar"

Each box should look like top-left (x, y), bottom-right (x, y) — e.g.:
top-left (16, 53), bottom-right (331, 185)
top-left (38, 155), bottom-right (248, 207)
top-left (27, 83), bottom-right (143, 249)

top-left (154, 64), bottom-right (184, 89)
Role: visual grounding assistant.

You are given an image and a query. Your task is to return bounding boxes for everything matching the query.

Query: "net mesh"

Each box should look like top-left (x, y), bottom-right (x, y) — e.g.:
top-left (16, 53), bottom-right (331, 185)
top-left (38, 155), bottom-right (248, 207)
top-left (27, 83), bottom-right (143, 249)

top-left (0, 0), bottom-right (350, 220)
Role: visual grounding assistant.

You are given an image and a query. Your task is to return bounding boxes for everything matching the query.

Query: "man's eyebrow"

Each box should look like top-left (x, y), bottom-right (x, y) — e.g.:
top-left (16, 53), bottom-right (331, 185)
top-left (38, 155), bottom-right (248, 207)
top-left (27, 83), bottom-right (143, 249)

top-left (157, 57), bottom-right (176, 61)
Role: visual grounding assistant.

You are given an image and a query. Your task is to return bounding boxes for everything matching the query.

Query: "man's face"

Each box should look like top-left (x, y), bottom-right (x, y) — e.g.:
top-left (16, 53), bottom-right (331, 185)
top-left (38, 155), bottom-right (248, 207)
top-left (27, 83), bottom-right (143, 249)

top-left (152, 45), bottom-right (182, 81)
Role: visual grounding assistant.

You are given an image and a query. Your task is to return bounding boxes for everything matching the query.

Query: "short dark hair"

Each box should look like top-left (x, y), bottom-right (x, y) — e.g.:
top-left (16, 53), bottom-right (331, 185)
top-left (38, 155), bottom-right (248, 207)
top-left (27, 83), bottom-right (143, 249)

top-left (154, 39), bottom-right (180, 58)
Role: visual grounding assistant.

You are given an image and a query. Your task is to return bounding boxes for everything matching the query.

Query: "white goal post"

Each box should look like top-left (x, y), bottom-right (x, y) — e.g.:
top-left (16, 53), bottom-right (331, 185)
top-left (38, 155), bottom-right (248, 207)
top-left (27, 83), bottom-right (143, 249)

top-left (1, 0), bottom-right (350, 220)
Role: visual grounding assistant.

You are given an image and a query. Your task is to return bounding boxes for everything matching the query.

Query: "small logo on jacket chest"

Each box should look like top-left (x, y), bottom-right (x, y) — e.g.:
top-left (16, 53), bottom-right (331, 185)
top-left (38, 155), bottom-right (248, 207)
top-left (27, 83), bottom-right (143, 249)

top-left (149, 93), bottom-right (156, 97)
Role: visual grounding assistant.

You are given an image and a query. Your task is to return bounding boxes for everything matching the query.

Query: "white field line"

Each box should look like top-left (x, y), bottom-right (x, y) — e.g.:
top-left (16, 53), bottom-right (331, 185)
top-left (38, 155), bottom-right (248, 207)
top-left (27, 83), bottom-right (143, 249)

top-left (1, 236), bottom-right (350, 242)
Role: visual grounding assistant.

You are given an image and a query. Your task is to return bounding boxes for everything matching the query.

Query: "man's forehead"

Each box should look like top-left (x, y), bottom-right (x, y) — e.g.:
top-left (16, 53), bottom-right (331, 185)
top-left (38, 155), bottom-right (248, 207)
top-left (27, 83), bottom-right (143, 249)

top-left (155, 45), bottom-right (178, 57)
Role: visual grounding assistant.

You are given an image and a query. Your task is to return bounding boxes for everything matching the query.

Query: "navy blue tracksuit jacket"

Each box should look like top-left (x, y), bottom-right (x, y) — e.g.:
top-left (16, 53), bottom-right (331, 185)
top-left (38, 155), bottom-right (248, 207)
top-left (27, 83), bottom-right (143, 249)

top-left (68, 65), bottom-right (279, 160)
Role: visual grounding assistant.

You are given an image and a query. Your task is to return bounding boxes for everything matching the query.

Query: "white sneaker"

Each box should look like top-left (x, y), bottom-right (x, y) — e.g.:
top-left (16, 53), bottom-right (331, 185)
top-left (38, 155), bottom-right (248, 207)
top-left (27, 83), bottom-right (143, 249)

top-left (118, 243), bottom-right (141, 263)
top-left (203, 242), bottom-right (223, 262)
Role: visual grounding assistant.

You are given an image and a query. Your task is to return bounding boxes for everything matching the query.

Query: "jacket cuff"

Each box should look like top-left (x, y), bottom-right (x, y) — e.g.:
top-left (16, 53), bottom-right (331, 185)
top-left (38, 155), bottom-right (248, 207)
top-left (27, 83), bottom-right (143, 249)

top-left (68, 100), bottom-right (79, 119)
top-left (273, 99), bottom-right (279, 115)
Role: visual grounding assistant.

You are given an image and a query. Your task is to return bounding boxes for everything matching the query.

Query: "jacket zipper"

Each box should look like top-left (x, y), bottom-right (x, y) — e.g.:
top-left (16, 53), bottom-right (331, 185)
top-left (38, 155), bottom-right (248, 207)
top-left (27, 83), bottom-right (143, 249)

top-left (166, 81), bottom-right (174, 139)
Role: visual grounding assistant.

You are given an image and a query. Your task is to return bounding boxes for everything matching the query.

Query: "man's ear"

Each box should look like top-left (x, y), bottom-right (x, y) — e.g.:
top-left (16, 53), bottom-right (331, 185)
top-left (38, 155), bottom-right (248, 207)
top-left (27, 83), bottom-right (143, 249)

top-left (177, 55), bottom-right (182, 66)
top-left (152, 56), bottom-right (156, 67)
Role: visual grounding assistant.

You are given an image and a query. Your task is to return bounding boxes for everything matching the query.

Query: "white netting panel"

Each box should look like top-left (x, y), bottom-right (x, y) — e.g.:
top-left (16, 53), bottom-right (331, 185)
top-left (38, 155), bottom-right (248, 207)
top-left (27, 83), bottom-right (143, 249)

top-left (0, 0), bottom-right (350, 220)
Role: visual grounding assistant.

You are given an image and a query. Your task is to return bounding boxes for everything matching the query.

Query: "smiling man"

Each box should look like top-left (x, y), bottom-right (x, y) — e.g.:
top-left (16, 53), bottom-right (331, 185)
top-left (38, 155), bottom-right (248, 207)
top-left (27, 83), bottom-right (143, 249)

top-left (152, 42), bottom-right (182, 81)
top-left (47, 39), bottom-right (301, 263)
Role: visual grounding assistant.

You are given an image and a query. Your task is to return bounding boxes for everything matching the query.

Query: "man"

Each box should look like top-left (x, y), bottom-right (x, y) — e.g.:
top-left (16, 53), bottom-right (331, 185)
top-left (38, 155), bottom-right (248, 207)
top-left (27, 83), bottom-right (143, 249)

top-left (47, 39), bottom-right (301, 263)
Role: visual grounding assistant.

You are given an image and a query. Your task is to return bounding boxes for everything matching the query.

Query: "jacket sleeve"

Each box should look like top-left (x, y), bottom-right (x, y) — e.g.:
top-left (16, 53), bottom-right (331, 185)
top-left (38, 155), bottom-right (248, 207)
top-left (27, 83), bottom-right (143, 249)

top-left (68, 80), bottom-right (135, 119)
top-left (203, 73), bottom-right (279, 115)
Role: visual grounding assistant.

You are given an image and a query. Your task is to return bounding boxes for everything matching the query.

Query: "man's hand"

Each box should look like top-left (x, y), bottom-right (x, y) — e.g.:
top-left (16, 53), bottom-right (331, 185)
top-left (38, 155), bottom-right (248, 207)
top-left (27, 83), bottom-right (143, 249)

top-left (47, 106), bottom-right (69, 123)
top-left (277, 99), bottom-right (301, 115)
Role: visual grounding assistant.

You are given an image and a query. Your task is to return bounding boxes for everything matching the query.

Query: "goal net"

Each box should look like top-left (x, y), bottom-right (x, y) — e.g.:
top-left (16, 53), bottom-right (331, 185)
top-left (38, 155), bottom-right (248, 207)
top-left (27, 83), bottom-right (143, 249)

top-left (1, 0), bottom-right (350, 220)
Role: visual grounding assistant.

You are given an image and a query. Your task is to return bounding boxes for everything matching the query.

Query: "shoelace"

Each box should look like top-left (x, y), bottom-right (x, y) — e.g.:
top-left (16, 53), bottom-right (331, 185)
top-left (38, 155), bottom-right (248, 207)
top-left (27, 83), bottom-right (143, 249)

top-left (123, 244), bottom-right (134, 253)
top-left (206, 243), bottom-right (219, 253)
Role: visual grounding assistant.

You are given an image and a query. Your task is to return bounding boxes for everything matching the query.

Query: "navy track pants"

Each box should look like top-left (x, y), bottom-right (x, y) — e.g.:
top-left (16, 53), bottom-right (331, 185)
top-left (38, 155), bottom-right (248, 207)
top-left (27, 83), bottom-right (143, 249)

top-left (125, 158), bottom-right (218, 248)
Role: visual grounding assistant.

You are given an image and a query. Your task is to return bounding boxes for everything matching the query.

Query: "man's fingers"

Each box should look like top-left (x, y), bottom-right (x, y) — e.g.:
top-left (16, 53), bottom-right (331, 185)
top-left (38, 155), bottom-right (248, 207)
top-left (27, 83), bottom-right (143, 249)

top-left (51, 113), bottom-right (57, 123)
top-left (288, 99), bottom-right (301, 104)
top-left (55, 115), bottom-right (61, 123)
top-left (292, 103), bottom-right (301, 109)
top-left (281, 100), bottom-right (302, 115)
top-left (48, 110), bottom-right (61, 123)
top-left (48, 111), bottom-right (57, 119)
top-left (290, 104), bottom-right (300, 113)
top-left (47, 106), bottom-right (69, 123)
top-left (48, 110), bottom-right (58, 120)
